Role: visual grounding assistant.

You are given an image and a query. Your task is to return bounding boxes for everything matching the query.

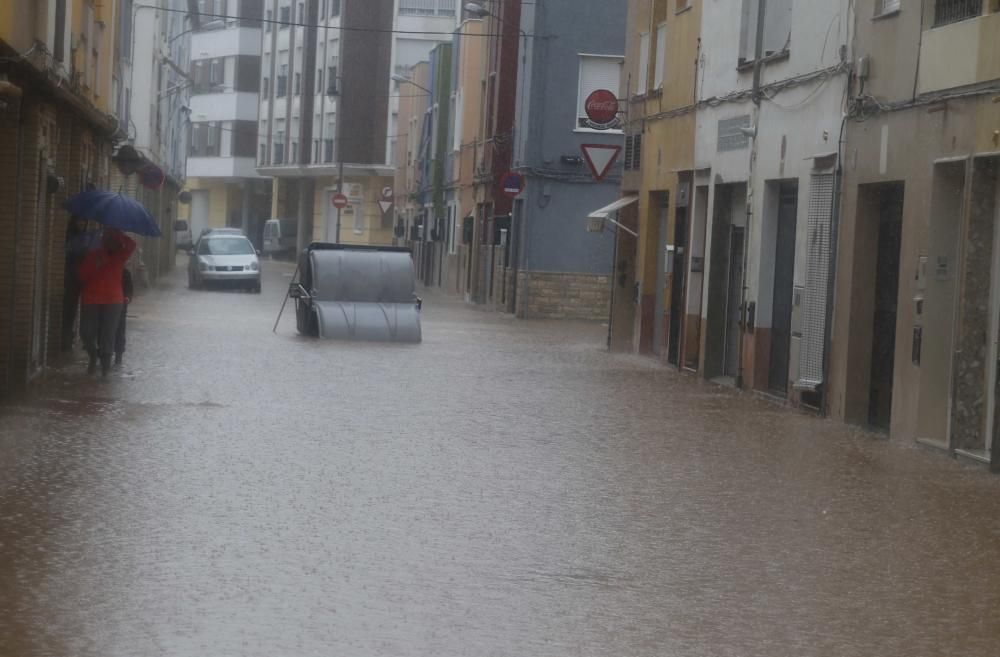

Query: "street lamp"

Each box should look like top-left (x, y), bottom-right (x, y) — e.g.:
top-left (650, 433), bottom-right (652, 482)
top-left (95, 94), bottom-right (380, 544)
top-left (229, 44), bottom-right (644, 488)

top-left (391, 74), bottom-right (433, 96)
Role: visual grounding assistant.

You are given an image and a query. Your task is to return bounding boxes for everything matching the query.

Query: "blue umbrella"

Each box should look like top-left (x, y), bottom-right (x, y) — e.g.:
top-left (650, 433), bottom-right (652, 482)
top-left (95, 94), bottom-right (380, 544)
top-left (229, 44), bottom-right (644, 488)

top-left (64, 190), bottom-right (162, 237)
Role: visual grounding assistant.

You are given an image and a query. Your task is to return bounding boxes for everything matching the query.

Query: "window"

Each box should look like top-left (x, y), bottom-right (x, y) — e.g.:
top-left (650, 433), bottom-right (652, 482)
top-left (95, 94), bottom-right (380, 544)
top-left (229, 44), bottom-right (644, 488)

top-left (209, 58), bottom-right (225, 90)
top-left (277, 63), bottom-right (288, 97)
top-left (260, 143), bottom-right (266, 164)
top-left (279, 4), bottom-right (290, 26)
top-left (875, 0), bottom-right (900, 15)
top-left (327, 64), bottom-right (338, 95)
top-left (316, 68), bottom-right (323, 92)
top-left (654, 23), bottom-right (667, 90)
top-left (54, 0), bottom-right (67, 62)
top-left (933, 0), bottom-right (981, 26)
top-left (121, 0), bottom-right (133, 61)
top-left (330, 0), bottom-right (341, 16)
top-left (298, 2), bottom-right (304, 22)
top-left (274, 130), bottom-right (285, 164)
top-left (325, 138), bottom-right (334, 163)
top-left (577, 55), bottom-right (623, 130)
top-left (739, 0), bottom-right (792, 65)
top-left (292, 141), bottom-right (298, 162)
top-left (294, 72), bottom-right (301, 96)
top-left (265, 9), bottom-right (272, 30)
top-left (636, 32), bottom-right (650, 95)
top-left (262, 77), bottom-right (269, 96)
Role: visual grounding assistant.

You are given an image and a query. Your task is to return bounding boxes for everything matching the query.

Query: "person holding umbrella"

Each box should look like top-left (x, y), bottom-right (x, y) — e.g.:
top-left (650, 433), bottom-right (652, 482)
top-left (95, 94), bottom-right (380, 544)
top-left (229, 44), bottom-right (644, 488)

top-left (64, 188), bottom-right (161, 376)
top-left (78, 228), bottom-right (136, 376)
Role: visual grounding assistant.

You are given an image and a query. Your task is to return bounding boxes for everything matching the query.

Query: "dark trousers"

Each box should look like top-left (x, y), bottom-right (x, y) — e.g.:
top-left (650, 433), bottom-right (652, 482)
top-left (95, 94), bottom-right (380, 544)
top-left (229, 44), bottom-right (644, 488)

top-left (80, 304), bottom-right (123, 363)
top-left (62, 276), bottom-right (81, 351)
top-left (115, 303), bottom-right (128, 356)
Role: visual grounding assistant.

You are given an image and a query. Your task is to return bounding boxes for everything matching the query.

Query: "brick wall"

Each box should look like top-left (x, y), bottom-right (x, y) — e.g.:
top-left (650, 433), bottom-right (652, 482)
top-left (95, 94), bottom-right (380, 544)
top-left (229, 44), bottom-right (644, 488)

top-left (0, 81), bottom-right (116, 397)
top-left (515, 270), bottom-right (612, 321)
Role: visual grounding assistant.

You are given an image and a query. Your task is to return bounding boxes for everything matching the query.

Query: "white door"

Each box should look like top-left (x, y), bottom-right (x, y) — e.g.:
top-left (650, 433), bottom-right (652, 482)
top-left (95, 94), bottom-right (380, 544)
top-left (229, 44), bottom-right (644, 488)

top-left (190, 190), bottom-right (209, 238)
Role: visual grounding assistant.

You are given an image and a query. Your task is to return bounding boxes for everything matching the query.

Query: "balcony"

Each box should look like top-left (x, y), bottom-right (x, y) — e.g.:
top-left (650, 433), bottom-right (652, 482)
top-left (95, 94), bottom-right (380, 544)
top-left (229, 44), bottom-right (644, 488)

top-left (191, 25), bottom-right (262, 60)
top-left (187, 156), bottom-right (262, 179)
top-left (917, 9), bottom-right (1000, 93)
top-left (189, 93), bottom-right (260, 122)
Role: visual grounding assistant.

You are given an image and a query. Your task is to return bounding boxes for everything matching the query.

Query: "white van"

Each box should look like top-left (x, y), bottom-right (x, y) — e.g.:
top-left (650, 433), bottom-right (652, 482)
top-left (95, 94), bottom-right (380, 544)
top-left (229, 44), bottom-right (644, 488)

top-left (262, 218), bottom-right (298, 257)
top-left (174, 219), bottom-right (193, 252)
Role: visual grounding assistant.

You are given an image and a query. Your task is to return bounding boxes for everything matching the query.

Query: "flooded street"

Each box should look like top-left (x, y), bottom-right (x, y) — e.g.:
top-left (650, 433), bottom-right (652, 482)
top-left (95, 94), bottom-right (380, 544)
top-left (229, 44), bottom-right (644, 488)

top-left (2, 258), bottom-right (1000, 657)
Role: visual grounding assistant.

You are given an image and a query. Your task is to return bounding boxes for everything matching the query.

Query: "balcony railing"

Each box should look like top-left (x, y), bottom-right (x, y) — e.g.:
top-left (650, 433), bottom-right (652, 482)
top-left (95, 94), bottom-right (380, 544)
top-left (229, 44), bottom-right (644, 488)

top-left (399, 0), bottom-right (456, 17)
top-left (933, 0), bottom-right (981, 27)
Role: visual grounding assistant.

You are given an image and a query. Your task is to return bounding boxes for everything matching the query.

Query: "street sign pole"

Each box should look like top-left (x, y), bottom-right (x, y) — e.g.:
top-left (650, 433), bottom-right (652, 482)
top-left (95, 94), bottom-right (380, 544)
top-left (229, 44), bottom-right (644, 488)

top-left (335, 78), bottom-right (344, 244)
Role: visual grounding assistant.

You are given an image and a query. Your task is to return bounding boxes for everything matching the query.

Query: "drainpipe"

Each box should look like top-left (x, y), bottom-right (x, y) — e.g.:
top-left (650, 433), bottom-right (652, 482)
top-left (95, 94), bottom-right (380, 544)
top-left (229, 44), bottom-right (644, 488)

top-left (735, 0), bottom-right (767, 390)
top-left (820, 114), bottom-right (849, 417)
top-left (4, 82), bottom-right (24, 393)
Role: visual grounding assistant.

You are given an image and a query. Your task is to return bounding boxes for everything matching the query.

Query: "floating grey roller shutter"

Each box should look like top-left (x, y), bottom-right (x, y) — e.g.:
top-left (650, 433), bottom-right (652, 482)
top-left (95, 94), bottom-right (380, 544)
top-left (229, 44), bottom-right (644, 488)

top-left (795, 173), bottom-right (835, 390)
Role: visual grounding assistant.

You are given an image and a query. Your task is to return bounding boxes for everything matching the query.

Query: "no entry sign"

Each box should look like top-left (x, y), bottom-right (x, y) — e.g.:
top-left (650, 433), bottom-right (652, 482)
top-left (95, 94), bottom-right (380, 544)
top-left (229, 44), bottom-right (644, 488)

top-left (501, 171), bottom-right (525, 198)
top-left (332, 193), bottom-right (349, 209)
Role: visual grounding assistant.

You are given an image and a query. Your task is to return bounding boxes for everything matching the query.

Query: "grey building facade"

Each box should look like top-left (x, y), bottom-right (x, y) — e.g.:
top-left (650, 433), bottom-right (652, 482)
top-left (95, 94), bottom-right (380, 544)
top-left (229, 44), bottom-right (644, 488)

top-left (508, 0), bottom-right (626, 319)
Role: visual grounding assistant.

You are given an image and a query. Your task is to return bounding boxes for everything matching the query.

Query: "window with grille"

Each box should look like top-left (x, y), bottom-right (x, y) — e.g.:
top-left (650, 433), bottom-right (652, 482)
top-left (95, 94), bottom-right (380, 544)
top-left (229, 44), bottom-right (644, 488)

top-left (796, 173), bottom-right (835, 390)
top-left (623, 133), bottom-right (642, 170)
top-left (577, 55), bottom-right (623, 130)
top-left (933, 0), bottom-right (981, 26)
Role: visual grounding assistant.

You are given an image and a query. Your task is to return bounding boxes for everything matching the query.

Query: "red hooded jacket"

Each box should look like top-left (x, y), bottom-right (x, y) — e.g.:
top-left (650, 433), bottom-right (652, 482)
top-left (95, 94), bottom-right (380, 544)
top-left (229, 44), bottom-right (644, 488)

top-left (79, 232), bottom-right (137, 305)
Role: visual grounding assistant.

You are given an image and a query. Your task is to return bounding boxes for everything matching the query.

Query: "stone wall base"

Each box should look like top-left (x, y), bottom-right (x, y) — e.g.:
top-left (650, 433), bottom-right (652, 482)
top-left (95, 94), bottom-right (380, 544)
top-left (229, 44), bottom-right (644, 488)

top-left (515, 271), bottom-right (611, 320)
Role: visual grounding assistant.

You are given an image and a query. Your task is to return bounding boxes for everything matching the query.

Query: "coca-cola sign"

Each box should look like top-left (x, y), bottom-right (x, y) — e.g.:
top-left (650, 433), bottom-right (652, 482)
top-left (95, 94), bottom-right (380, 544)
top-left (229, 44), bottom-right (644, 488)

top-left (583, 89), bottom-right (620, 130)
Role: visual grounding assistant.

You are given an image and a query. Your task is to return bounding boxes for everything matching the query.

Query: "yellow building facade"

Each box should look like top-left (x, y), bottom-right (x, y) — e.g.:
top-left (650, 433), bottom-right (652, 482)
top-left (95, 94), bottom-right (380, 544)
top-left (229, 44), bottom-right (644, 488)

top-left (613, 0), bottom-right (702, 365)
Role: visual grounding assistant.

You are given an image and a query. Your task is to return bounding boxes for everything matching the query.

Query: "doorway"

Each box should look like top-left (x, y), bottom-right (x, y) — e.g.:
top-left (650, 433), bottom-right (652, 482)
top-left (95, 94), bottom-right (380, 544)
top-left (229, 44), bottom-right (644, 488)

top-left (768, 182), bottom-right (798, 393)
top-left (30, 158), bottom-right (52, 371)
top-left (653, 193), bottom-right (669, 356)
top-left (705, 183), bottom-right (747, 381)
top-left (189, 189), bottom-right (209, 238)
top-left (724, 226), bottom-right (745, 377)
top-left (609, 202), bottom-right (639, 352)
top-left (868, 184), bottom-right (904, 429)
top-left (668, 206), bottom-right (688, 366)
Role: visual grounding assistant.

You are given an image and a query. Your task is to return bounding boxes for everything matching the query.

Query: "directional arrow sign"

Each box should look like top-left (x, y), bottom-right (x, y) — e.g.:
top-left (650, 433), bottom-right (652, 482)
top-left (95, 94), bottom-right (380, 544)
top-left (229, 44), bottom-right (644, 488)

top-left (580, 144), bottom-right (622, 182)
top-left (378, 200), bottom-right (393, 215)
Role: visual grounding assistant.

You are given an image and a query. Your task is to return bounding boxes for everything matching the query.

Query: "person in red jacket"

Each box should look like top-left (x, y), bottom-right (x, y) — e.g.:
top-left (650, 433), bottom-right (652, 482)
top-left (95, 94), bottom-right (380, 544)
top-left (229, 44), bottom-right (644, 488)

top-left (78, 228), bottom-right (136, 377)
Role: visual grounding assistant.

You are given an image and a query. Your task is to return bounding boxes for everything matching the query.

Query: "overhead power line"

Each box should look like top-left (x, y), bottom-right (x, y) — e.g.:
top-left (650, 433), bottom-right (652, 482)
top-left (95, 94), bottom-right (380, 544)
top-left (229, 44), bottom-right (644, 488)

top-left (137, 5), bottom-right (539, 38)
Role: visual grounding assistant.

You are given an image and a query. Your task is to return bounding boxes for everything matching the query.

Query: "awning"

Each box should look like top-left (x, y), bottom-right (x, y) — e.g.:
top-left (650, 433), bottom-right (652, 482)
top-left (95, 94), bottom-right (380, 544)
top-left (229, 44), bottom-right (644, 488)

top-left (588, 196), bottom-right (638, 237)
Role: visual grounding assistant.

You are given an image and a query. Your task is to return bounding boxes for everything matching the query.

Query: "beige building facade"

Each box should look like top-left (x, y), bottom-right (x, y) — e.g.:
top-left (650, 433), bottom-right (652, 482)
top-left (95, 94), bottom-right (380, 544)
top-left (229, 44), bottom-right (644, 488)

top-left (830, 0), bottom-right (1000, 471)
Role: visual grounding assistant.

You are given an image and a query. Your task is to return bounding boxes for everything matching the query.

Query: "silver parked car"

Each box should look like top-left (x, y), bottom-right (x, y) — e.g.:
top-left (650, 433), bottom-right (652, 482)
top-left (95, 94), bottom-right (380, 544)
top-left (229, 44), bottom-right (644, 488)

top-left (188, 234), bottom-right (261, 293)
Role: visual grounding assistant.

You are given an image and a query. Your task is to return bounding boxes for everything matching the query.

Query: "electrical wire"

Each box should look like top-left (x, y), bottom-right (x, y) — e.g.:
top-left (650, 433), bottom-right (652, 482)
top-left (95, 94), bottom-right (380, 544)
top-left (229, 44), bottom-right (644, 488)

top-left (138, 4), bottom-right (541, 38)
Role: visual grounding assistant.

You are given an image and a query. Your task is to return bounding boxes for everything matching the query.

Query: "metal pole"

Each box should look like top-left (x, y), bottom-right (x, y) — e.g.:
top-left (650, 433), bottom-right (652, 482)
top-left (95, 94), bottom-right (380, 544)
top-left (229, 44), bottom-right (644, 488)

top-left (335, 77), bottom-right (344, 244)
top-left (735, 0), bottom-right (767, 390)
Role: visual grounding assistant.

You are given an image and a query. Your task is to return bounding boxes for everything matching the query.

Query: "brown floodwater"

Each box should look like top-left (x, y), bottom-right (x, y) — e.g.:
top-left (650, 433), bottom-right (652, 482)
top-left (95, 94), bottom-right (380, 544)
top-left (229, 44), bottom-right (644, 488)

top-left (1, 259), bottom-right (999, 657)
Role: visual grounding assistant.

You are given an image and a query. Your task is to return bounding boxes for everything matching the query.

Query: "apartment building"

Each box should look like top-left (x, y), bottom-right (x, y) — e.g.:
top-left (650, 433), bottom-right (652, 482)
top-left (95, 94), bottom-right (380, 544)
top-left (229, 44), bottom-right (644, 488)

top-left (829, 0), bottom-right (1000, 470)
top-left (691, 0), bottom-right (851, 406)
top-left (182, 0), bottom-right (271, 245)
top-left (117, 0), bottom-right (192, 282)
top-left (0, 0), bottom-right (120, 392)
top-left (257, 0), bottom-right (458, 251)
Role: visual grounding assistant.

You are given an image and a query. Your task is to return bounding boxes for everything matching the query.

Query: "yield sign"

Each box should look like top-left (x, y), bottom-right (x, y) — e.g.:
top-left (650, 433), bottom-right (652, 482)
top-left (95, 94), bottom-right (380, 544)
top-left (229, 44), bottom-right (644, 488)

top-left (581, 144), bottom-right (622, 182)
top-left (378, 200), bottom-right (393, 215)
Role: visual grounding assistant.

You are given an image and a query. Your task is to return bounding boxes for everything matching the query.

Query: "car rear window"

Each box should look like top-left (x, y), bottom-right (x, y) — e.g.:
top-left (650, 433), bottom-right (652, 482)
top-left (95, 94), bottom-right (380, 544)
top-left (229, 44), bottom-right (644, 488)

top-left (198, 237), bottom-right (255, 256)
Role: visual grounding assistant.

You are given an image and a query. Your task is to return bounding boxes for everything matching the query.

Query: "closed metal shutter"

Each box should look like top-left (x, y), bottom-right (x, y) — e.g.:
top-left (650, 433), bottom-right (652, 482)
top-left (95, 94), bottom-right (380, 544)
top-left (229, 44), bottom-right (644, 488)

top-left (795, 173), bottom-right (835, 389)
